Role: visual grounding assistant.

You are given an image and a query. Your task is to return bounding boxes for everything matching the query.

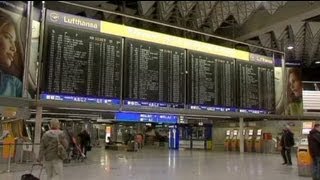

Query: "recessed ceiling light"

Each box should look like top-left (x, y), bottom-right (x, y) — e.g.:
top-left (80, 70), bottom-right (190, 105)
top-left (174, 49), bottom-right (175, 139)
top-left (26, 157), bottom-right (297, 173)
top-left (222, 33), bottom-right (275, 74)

top-left (287, 46), bottom-right (294, 50)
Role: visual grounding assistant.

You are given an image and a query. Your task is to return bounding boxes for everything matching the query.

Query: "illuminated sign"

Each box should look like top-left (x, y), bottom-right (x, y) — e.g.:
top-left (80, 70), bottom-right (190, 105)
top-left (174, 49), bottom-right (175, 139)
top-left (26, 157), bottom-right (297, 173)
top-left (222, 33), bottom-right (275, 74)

top-left (124, 100), bottom-right (183, 108)
top-left (115, 112), bottom-right (178, 124)
top-left (239, 109), bottom-right (268, 114)
top-left (249, 54), bottom-right (273, 64)
top-left (226, 130), bottom-right (230, 136)
top-left (190, 105), bottom-right (237, 112)
top-left (47, 10), bottom-right (249, 61)
top-left (40, 93), bottom-right (120, 105)
top-left (257, 129), bottom-right (262, 136)
top-left (47, 10), bottom-right (100, 31)
top-left (105, 126), bottom-right (111, 143)
top-left (248, 130), bottom-right (254, 136)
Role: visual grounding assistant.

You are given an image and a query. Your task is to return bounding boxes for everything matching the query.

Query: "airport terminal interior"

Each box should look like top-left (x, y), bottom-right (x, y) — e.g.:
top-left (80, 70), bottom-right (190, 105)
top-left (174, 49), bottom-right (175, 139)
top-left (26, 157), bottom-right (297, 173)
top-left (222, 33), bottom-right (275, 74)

top-left (1, 1), bottom-right (320, 180)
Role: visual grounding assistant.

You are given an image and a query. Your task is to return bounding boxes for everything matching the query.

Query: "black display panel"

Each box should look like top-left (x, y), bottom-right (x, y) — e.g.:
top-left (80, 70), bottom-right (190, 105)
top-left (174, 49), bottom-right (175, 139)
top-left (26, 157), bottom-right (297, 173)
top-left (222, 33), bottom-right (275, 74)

top-left (124, 39), bottom-right (185, 103)
top-left (237, 61), bottom-right (275, 111)
top-left (188, 51), bottom-right (236, 107)
top-left (42, 23), bottom-right (122, 98)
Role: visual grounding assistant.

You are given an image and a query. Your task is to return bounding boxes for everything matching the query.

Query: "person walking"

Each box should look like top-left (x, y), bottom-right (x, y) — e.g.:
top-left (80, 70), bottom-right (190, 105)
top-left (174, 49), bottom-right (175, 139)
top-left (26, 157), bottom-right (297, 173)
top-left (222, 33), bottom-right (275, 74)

top-left (78, 129), bottom-right (91, 156)
top-left (280, 125), bottom-right (295, 165)
top-left (38, 119), bottom-right (68, 180)
top-left (308, 124), bottom-right (320, 180)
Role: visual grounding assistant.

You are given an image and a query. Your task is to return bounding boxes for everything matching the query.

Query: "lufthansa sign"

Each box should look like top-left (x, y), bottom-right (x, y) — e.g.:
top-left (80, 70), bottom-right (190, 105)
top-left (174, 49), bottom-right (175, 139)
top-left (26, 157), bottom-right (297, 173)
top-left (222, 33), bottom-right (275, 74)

top-left (46, 10), bottom-right (100, 32)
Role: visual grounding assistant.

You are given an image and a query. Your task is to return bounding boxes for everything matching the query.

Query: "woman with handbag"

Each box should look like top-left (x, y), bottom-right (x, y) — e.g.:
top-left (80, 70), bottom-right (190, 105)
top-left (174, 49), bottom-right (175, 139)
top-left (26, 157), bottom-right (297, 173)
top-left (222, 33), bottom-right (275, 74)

top-left (38, 119), bottom-right (68, 180)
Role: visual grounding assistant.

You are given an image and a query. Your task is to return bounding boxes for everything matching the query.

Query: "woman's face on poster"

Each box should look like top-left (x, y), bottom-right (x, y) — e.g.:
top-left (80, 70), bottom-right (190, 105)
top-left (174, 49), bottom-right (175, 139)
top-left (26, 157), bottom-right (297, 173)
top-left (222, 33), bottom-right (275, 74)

top-left (0, 23), bottom-right (16, 69)
top-left (289, 72), bottom-right (302, 98)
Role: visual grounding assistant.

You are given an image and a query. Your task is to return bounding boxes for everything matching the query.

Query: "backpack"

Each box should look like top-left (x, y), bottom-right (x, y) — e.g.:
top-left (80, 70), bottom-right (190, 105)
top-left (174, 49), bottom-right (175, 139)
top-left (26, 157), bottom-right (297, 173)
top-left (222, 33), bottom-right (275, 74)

top-left (56, 134), bottom-right (68, 160)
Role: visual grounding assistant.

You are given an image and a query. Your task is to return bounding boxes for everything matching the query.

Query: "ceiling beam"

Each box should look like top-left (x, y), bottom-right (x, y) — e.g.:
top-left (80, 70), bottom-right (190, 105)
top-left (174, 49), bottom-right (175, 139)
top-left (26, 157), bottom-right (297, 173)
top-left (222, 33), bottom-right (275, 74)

top-left (236, 2), bottom-right (320, 41)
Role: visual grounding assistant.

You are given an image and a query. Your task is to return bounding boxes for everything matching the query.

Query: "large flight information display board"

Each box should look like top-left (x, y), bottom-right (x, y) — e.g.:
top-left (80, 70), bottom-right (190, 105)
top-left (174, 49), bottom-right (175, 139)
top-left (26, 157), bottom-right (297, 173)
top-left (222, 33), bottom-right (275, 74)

top-left (188, 51), bottom-right (236, 107)
top-left (237, 61), bottom-right (275, 111)
top-left (124, 39), bottom-right (185, 104)
top-left (42, 11), bottom-right (122, 99)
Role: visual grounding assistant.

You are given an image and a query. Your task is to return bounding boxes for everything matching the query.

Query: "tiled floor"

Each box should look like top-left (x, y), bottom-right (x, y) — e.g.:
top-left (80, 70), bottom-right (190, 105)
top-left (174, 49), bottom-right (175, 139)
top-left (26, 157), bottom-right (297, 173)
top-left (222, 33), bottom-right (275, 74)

top-left (0, 147), bottom-right (311, 180)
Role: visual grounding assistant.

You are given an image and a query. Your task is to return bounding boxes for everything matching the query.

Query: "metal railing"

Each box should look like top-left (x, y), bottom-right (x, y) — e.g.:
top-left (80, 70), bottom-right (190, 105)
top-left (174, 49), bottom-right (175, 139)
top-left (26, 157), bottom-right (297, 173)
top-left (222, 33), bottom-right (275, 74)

top-left (0, 143), bottom-right (40, 173)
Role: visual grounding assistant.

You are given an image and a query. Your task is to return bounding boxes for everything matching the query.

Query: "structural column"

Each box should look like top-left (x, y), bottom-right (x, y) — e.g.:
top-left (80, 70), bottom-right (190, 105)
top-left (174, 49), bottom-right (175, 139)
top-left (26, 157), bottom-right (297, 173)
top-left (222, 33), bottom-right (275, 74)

top-left (34, 106), bottom-right (43, 158)
top-left (239, 117), bottom-right (244, 153)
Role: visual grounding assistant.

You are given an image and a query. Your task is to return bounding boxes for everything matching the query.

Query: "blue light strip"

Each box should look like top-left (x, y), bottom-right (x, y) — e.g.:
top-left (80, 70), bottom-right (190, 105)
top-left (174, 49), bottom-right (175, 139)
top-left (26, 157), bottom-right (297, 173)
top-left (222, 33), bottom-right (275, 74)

top-left (41, 94), bottom-right (270, 114)
top-left (239, 109), bottom-right (268, 114)
top-left (40, 93), bottom-right (120, 105)
top-left (124, 100), bottom-right (184, 108)
top-left (189, 105), bottom-right (238, 112)
top-left (115, 112), bottom-right (178, 124)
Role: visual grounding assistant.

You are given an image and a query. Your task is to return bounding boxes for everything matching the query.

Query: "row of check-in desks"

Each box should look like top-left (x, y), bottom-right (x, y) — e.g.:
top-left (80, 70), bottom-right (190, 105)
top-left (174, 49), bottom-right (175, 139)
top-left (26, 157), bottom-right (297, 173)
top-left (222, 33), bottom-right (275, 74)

top-left (224, 129), bottom-right (264, 152)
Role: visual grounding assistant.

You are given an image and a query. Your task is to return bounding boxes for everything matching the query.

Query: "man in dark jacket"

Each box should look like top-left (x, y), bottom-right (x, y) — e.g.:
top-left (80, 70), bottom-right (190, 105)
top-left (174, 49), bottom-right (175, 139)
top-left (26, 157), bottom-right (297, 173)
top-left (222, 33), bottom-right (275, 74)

top-left (78, 129), bottom-right (91, 156)
top-left (308, 124), bottom-right (320, 180)
top-left (280, 125), bottom-right (295, 165)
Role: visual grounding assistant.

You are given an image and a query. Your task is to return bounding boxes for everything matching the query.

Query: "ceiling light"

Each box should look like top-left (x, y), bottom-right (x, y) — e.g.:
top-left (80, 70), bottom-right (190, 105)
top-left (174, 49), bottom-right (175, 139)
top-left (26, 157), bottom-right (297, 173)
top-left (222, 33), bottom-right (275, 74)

top-left (287, 46), bottom-right (294, 50)
top-left (315, 61), bottom-right (320, 64)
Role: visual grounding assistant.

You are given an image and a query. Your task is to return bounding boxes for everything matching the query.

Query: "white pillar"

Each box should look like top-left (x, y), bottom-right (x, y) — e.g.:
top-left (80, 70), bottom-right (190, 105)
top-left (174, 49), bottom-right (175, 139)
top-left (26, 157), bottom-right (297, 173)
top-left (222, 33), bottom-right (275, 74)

top-left (239, 117), bottom-right (244, 153)
top-left (34, 106), bottom-right (43, 158)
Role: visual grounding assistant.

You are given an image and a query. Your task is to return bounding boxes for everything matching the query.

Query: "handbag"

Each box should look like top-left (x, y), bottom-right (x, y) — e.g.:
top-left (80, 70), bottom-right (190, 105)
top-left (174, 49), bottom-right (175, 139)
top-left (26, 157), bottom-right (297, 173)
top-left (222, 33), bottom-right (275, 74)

top-left (56, 134), bottom-right (68, 160)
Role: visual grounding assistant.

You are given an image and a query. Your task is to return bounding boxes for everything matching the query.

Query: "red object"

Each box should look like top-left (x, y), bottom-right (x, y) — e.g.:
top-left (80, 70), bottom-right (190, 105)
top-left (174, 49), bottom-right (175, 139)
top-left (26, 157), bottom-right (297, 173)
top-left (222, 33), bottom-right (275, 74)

top-left (263, 133), bottom-right (272, 140)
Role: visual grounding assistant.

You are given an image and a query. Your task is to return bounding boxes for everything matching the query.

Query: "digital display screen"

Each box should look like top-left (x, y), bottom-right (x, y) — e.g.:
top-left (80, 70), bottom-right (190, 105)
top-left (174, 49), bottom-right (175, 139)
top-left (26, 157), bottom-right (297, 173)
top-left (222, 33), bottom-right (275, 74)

top-left (233, 130), bottom-right (238, 136)
top-left (40, 93), bottom-right (120, 105)
top-left (226, 130), bottom-right (230, 136)
top-left (188, 51), bottom-right (235, 107)
top-left (124, 39), bottom-right (185, 104)
top-left (124, 100), bottom-right (183, 108)
top-left (257, 129), bottom-right (262, 135)
top-left (43, 10), bottom-right (121, 101)
top-left (115, 112), bottom-right (178, 124)
top-left (237, 61), bottom-right (275, 112)
top-left (190, 105), bottom-right (237, 112)
top-left (248, 130), bottom-right (254, 136)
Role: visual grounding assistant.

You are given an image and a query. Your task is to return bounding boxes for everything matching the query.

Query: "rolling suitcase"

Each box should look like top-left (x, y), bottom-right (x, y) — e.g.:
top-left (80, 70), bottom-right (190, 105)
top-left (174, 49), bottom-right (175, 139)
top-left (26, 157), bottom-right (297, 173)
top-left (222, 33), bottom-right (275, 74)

top-left (21, 163), bottom-right (43, 180)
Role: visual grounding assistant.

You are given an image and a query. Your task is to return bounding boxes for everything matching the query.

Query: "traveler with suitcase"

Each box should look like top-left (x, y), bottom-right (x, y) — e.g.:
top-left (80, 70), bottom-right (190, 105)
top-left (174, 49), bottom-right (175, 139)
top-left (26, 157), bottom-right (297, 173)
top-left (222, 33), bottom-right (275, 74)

top-left (38, 119), bottom-right (68, 180)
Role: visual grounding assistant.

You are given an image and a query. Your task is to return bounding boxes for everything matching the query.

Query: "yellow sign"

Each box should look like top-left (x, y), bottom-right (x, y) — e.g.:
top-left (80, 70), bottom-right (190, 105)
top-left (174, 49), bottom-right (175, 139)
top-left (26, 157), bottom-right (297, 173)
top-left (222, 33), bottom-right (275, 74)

top-left (100, 21), bottom-right (249, 61)
top-left (2, 136), bottom-right (15, 159)
top-left (47, 10), bottom-right (251, 61)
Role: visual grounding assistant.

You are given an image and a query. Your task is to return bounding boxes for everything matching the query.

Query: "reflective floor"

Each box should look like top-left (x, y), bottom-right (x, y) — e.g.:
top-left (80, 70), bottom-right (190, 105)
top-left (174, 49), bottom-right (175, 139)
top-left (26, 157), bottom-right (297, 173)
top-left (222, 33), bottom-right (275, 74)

top-left (0, 147), bottom-right (310, 180)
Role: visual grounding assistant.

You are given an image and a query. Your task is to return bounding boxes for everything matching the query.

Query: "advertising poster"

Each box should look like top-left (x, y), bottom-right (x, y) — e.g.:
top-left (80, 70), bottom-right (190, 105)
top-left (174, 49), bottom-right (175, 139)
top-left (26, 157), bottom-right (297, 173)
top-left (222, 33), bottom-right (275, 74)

top-left (0, 1), bottom-right (27, 97)
top-left (274, 54), bottom-right (303, 116)
top-left (285, 67), bottom-right (303, 115)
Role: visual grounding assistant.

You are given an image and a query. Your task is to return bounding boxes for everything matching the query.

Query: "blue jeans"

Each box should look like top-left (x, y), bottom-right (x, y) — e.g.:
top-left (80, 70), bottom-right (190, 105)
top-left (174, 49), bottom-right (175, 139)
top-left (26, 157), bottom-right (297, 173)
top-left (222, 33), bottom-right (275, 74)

top-left (313, 157), bottom-right (320, 180)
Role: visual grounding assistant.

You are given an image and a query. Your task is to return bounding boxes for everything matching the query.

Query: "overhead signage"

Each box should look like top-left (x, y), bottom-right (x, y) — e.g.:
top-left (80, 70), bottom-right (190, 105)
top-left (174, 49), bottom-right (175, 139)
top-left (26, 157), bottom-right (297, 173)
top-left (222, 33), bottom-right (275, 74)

top-left (46, 10), bottom-right (249, 61)
top-left (239, 109), bottom-right (268, 114)
top-left (115, 112), bottom-right (178, 124)
top-left (249, 54), bottom-right (273, 64)
top-left (189, 105), bottom-right (237, 112)
top-left (124, 100), bottom-right (183, 108)
top-left (40, 93), bottom-right (120, 105)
